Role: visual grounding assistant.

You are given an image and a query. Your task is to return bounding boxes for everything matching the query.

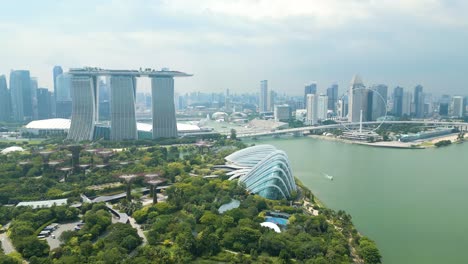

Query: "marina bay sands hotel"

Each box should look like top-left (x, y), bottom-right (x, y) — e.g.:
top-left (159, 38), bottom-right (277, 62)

top-left (66, 67), bottom-right (192, 141)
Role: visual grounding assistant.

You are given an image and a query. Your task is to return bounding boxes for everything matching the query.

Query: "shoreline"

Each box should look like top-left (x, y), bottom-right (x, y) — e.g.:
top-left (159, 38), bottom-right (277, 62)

top-left (307, 132), bottom-right (466, 149)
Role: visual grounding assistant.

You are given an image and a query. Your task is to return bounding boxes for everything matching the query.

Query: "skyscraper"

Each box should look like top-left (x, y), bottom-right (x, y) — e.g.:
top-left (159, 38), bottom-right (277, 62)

top-left (304, 82), bottom-right (317, 108)
top-left (55, 73), bottom-right (73, 118)
top-left (414, 85), bottom-right (424, 118)
top-left (348, 75), bottom-right (368, 122)
top-left (152, 77), bottom-right (178, 138)
top-left (267, 90), bottom-right (275, 112)
top-left (463, 96), bottom-right (468, 117)
top-left (326, 84), bottom-right (338, 113)
top-left (337, 95), bottom-right (348, 118)
top-left (0, 75), bottom-right (10, 121)
top-left (402, 91), bottom-right (412, 117)
top-left (259, 80), bottom-right (268, 112)
top-left (439, 95), bottom-right (451, 116)
top-left (68, 75), bottom-right (97, 141)
top-left (452, 96), bottom-right (463, 118)
top-left (9, 70), bottom-right (32, 122)
top-left (110, 76), bottom-right (138, 140)
top-left (306, 94), bottom-right (318, 125)
top-left (37, 88), bottom-right (52, 119)
top-left (371, 84), bottom-right (388, 120)
top-left (30, 78), bottom-right (39, 120)
top-left (98, 79), bottom-right (110, 121)
top-left (317, 94), bottom-right (328, 120)
top-left (392, 87), bottom-right (404, 117)
top-left (53, 66), bottom-right (63, 116)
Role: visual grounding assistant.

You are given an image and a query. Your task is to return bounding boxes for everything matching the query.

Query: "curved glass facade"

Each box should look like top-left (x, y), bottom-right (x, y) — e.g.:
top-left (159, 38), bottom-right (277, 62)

top-left (225, 145), bottom-right (296, 200)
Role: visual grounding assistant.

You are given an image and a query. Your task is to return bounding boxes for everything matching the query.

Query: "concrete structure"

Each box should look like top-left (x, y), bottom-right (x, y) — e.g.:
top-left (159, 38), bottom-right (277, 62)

top-left (17, 198), bottom-right (68, 209)
top-left (464, 96), bottom-right (468, 117)
top-left (53, 66), bottom-right (63, 116)
top-left (274, 104), bottom-right (291, 122)
top-left (337, 95), bottom-right (349, 118)
top-left (295, 109), bottom-right (307, 122)
top-left (306, 94), bottom-right (318, 125)
top-left (30, 78), bottom-right (38, 120)
top-left (414, 85), bottom-right (424, 118)
top-left (259, 80), bottom-right (268, 112)
top-left (9, 70), bottom-right (32, 121)
top-left (222, 145), bottom-right (297, 200)
top-left (267, 90), bottom-right (275, 112)
top-left (304, 82), bottom-right (317, 107)
top-left (66, 67), bottom-right (191, 141)
top-left (452, 96), bottom-right (463, 118)
top-left (0, 75), bottom-right (10, 122)
top-left (348, 75), bottom-right (367, 122)
top-left (317, 94), bottom-right (328, 120)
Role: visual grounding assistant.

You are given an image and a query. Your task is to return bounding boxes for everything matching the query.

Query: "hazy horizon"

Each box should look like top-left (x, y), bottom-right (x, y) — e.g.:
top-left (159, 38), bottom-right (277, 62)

top-left (1, 0), bottom-right (467, 96)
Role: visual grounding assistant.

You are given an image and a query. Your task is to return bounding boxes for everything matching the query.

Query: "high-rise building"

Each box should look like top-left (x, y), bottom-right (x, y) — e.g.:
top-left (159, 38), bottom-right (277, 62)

top-left (53, 66), bottom-right (63, 116)
top-left (317, 94), bottom-right (328, 120)
top-left (0, 75), bottom-right (11, 121)
top-left (337, 95), bottom-right (349, 118)
top-left (348, 75), bottom-right (368, 122)
top-left (68, 75), bottom-right (97, 141)
top-left (9, 70), bottom-right (32, 122)
top-left (452, 96), bottom-right (463, 118)
top-left (110, 76), bottom-right (138, 140)
top-left (304, 82), bottom-right (317, 108)
top-left (439, 95), bottom-right (451, 116)
top-left (55, 73), bottom-right (73, 119)
top-left (152, 77), bottom-right (178, 138)
top-left (37, 88), bottom-right (52, 119)
top-left (274, 104), bottom-right (291, 122)
top-left (392, 87), bottom-right (404, 117)
top-left (306, 94), bottom-right (318, 125)
top-left (267, 90), bottom-right (275, 112)
top-left (225, 88), bottom-right (231, 111)
top-left (30, 78), bottom-right (39, 120)
top-left (98, 79), bottom-right (110, 121)
top-left (371, 84), bottom-right (388, 120)
top-left (259, 80), bottom-right (268, 112)
top-left (402, 91), bottom-right (412, 117)
top-left (414, 85), bottom-right (424, 118)
top-left (326, 84), bottom-right (338, 113)
top-left (463, 96), bottom-right (468, 117)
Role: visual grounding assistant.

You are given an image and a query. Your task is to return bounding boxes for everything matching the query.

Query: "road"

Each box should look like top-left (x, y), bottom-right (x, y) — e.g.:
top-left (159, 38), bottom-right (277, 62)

top-left (46, 221), bottom-right (81, 250)
top-left (0, 223), bottom-right (16, 254)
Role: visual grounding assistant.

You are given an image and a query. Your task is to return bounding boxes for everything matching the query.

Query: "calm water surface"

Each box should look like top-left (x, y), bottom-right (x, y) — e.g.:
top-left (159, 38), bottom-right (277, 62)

top-left (250, 137), bottom-right (468, 264)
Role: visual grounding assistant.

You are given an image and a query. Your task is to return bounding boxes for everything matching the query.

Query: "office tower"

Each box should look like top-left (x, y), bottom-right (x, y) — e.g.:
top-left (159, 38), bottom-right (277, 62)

top-left (317, 94), bottom-right (328, 120)
top-left (439, 95), bottom-right (450, 116)
top-left (152, 77), bottom-right (178, 138)
top-left (53, 66), bottom-right (63, 116)
top-left (55, 73), bottom-right (73, 118)
top-left (337, 95), bottom-right (349, 118)
top-left (98, 79), bottom-right (110, 121)
top-left (392, 87), bottom-right (404, 117)
top-left (348, 75), bottom-right (368, 122)
top-left (37, 88), bottom-right (52, 119)
top-left (259, 80), bottom-right (268, 112)
top-left (274, 105), bottom-right (291, 122)
top-left (304, 82), bottom-right (317, 107)
top-left (0, 75), bottom-right (11, 121)
top-left (110, 76), bottom-right (138, 140)
top-left (30, 78), bottom-right (39, 120)
top-left (371, 84), bottom-right (388, 120)
top-left (225, 88), bottom-right (231, 111)
top-left (68, 75), bottom-right (97, 141)
top-left (9, 70), bottom-right (32, 122)
top-left (267, 90), bottom-right (275, 112)
top-left (452, 96), bottom-right (463, 118)
top-left (423, 93), bottom-right (433, 117)
top-left (306, 94), bottom-right (318, 125)
top-left (326, 84), bottom-right (338, 113)
top-left (463, 96), bottom-right (468, 117)
top-left (414, 85), bottom-right (424, 118)
top-left (402, 91), bottom-right (412, 117)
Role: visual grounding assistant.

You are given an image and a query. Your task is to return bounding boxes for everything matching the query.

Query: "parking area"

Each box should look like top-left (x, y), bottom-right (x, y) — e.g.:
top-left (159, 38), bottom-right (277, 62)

top-left (46, 220), bottom-right (82, 249)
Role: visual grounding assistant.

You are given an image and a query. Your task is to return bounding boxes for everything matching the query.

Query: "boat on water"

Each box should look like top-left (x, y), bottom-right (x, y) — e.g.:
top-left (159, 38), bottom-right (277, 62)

top-left (322, 172), bottom-right (334, 181)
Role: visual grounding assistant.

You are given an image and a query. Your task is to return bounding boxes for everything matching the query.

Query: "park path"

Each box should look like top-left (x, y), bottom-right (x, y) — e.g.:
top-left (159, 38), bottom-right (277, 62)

top-left (0, 223), bottom-right (16, 254)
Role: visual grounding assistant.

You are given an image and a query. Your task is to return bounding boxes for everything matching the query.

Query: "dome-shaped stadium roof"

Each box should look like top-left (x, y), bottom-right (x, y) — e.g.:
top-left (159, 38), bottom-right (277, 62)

top-left (260, 222), bottom-right (281, 233)
top-left (1, 146), bottom-right (25, 155)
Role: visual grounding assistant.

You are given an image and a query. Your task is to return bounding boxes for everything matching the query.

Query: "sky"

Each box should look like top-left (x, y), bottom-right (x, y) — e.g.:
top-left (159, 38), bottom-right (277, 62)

top-left (0, 0), bottom-right (467, 97)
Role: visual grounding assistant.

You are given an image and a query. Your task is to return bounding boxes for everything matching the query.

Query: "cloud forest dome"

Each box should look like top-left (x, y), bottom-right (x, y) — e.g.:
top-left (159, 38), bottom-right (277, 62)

top-left (226, 145), bottom-right (297, 200)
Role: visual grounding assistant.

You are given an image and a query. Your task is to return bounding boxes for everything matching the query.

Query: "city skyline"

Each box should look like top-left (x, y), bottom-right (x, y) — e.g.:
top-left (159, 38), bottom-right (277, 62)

top-left (1, 0), bottom-right (467, 96)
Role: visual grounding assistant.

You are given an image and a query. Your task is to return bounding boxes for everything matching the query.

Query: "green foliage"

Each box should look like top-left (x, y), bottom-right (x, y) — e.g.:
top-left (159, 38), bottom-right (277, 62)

top-left (358, 237), bottom-right (382, 264)
top-left (435, 140), bottom-right (452, 147)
